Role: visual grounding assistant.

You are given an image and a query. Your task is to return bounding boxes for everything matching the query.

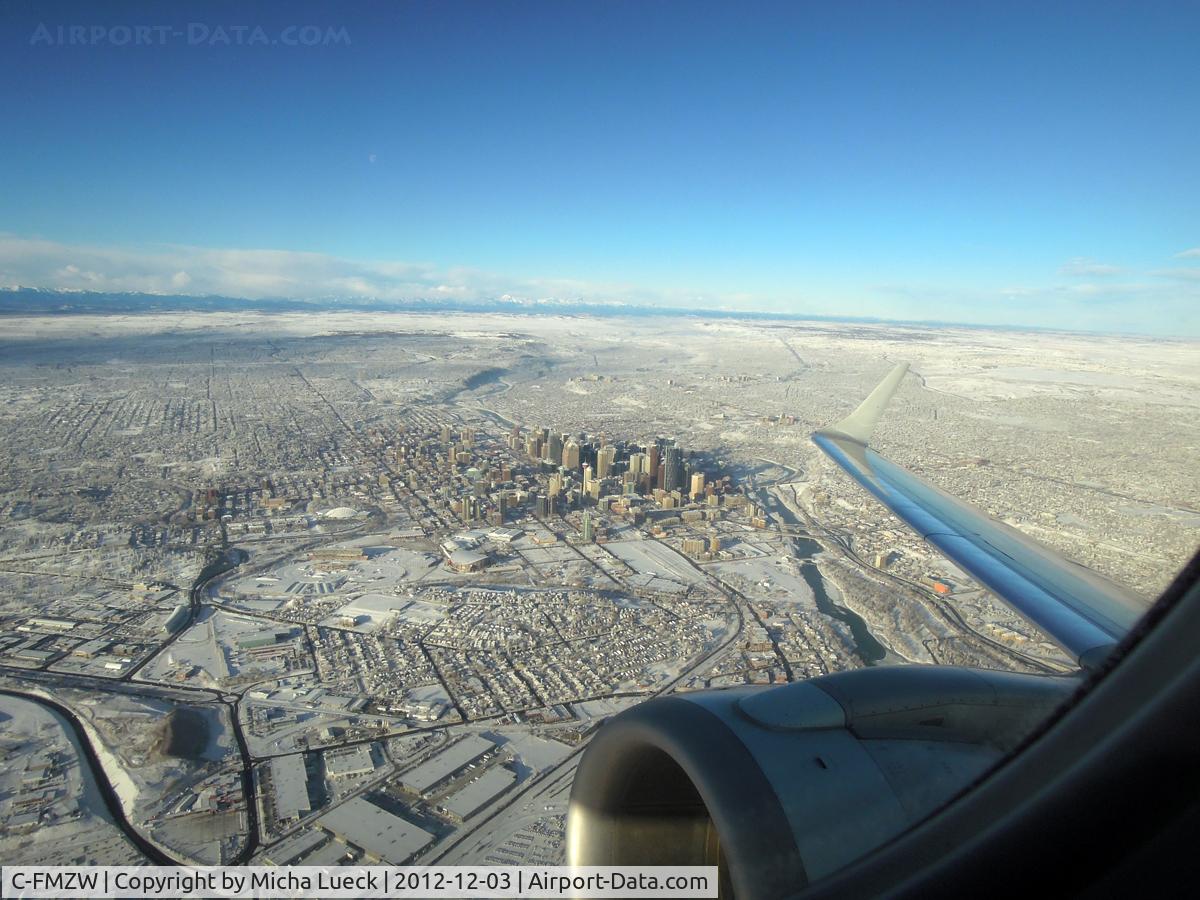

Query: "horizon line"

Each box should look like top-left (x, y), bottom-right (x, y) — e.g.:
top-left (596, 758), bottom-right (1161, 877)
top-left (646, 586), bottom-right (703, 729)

top-left (0, 284), bottom-right (1192, 342)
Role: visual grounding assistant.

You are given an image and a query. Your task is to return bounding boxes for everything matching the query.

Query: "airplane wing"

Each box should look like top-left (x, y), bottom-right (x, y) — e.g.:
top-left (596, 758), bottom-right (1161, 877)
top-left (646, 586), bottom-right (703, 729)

top-left (569, 364), bottom-right (1161, 891)
top-left (811, 362), bottom-right (1149, 668)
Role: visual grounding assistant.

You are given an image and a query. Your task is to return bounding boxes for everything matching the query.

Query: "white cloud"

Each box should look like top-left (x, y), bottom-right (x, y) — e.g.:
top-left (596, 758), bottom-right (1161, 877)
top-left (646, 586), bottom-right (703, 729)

top-left (0, 234), bottom-right (680, 307)
top-left (1060, 257), bottom-right (1122, 277)
top-left (1, 234), bottom-right (1196, 335)
top-left (1175, 247), bottom-right (1200, 258)
top-left (1151, 267), bottom-right (1200, 282)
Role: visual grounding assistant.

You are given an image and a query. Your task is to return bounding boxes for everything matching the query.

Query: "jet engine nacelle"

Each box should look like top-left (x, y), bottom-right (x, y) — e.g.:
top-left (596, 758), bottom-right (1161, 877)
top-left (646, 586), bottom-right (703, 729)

top-left (567, 665), bottom-right (1075, 899)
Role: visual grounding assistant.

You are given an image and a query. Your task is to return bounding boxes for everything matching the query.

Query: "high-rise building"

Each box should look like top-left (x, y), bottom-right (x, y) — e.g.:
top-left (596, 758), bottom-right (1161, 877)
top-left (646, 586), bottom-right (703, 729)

top-left (497, 493), bottom-right (509, 522)
top-left (537, 494), bottom-right (552, 517)
top-left (690, 472), bottom-right (706, 499)
top-left (563, 439), bottom-right (580, 469)
top-left (597, 445), bottom-right (617, 478)
top-left (546, 432), bottom-right (564, 465)
top-left (581, 511), bottom-right (594, 542)
top-left (548, 473), bottom-right (563, 497)
top-left (648, 445), bottom-right (661, 480)
top-left (628, 452), bottom-right (647, 476)
top-left (663, 446), bottom-right (683, 491)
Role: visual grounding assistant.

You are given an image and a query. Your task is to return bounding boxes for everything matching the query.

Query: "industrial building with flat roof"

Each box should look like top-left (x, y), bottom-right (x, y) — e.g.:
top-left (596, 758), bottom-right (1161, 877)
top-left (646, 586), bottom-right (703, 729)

top-left (267, 755), bottom-right (311, 823)
top-left (399, 735), bottom-right (495, 795)
top-left (303, 838), bottom-right (355, 866)
top-left (440, 766), bottom-right (517, 821)
top-left (261, 827), bottom-right (326, 865)
top-left (319, 797), bottom-right (434, 864)
top-left (324, 744), bottom-right (375, 779)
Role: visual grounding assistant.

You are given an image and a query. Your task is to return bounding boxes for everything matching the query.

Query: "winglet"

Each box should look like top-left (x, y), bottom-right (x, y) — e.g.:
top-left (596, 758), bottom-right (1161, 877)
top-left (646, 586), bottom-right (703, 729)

top-left (820, 362), bottom-right (909, 445)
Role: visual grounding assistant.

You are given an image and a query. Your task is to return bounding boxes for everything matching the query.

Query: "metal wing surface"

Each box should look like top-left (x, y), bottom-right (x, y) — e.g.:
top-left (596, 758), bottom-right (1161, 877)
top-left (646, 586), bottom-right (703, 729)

top-left (812, 363), bottom-right (1148, 667)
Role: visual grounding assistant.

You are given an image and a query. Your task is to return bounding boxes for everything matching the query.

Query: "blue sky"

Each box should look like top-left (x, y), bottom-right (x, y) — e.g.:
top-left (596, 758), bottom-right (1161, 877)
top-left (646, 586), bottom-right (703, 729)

top-left (1, 0), bottom-right (1198, 333)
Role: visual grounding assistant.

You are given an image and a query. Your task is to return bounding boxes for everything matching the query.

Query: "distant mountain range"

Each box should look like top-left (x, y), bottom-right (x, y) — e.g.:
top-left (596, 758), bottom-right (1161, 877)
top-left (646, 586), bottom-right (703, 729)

top-left (0, 286), bottom-right (852, 323)
top-left (0, 285), bottom-right (1057, 334)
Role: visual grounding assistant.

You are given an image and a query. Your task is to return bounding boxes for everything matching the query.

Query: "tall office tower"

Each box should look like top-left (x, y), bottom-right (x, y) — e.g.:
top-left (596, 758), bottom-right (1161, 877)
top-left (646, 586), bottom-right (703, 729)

top-left (628, 452), bottom-right (647, 476)
top-left (663, 446), bottom-right (683, 491)
top-left (537, 495), bottom-right (552, 517)
top-left (581, 510), bottom-right (594, 543)
top-left (497, 492), bottom-right (509, 522)
top-left (690, 472), bottom-right (706, 499)
top-left (563, 439), bottom-right (581, 469)
top-left (648, 445), bottom-right (661, 480)
top-left (548, 473), bottom-right (563, 497)
top-left (461, 427), bottom-right (475, 447)
top-left (439, 424), bottom-right (452, 445)
top-left (546, 432), bottom-right (564, 465)
top-left (582, 464), bottom-right (593, 484)
top-left (597, 445), bottom-right (617, 478)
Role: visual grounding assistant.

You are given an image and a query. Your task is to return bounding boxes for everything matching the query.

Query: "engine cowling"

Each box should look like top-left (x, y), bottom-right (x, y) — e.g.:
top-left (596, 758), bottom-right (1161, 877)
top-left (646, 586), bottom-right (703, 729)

top-left (567, 665), bottom-right (1075, 899)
